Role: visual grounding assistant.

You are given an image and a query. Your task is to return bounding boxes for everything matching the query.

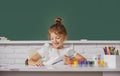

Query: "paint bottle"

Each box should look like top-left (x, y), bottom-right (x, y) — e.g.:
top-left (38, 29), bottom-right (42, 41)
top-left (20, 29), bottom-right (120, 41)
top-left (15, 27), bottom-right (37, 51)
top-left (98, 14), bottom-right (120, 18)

top-left (68, 59), bottom-right (73, 67)
top-left (73, 60), bottom-right (78, 67)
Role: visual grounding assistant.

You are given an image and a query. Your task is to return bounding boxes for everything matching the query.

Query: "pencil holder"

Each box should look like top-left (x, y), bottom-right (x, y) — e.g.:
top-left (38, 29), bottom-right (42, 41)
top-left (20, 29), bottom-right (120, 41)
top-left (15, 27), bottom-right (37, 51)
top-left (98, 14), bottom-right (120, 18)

top-left (104, 55), bottom-right (120, 68)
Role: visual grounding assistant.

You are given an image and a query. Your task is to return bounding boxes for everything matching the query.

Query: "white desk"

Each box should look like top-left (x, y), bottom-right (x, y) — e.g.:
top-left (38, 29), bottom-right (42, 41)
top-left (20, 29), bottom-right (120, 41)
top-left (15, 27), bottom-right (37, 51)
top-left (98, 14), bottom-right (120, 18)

top-left (0, 40), bottom-right (120, 76)
top-left (0, 64), bottom-right (120, 76)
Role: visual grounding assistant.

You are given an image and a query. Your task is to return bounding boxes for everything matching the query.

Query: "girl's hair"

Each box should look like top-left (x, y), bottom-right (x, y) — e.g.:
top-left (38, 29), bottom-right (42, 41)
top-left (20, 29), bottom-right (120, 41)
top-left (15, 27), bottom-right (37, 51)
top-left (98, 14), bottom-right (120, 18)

top-left (48, 18), bottom-right (67, 39)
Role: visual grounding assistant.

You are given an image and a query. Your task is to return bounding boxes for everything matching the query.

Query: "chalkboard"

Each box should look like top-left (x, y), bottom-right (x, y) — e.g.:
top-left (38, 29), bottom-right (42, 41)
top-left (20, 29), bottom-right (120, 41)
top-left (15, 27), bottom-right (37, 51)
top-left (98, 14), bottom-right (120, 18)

top-left (0, 0), bottom-right (120, 40)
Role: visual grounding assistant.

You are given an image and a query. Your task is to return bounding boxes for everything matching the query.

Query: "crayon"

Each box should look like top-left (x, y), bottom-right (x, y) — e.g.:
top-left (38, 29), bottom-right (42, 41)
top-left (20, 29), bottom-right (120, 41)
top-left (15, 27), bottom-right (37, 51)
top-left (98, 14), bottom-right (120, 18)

top-left (104, 47), bottom-right (107, 55)
top-left (107, 47), bottom-right (111, 55)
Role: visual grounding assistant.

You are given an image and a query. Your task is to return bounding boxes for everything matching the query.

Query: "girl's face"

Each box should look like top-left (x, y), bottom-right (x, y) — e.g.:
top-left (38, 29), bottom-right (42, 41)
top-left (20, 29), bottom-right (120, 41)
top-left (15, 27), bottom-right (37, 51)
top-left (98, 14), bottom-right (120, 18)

top-left (50, 32), bottom-right (66, 49)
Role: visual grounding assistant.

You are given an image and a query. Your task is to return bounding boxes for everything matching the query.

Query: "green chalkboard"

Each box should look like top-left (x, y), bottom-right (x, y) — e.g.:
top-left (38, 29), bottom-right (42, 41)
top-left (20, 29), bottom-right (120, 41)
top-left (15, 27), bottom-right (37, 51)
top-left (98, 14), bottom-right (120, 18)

top-left (0, 0), bottom-right (120, 40)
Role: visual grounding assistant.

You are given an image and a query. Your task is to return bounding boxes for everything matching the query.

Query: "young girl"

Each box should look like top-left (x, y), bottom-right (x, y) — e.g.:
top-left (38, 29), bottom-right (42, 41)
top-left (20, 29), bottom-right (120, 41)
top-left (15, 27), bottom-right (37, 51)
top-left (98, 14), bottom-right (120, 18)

top-left (28, 18), bottom-right (86, 66)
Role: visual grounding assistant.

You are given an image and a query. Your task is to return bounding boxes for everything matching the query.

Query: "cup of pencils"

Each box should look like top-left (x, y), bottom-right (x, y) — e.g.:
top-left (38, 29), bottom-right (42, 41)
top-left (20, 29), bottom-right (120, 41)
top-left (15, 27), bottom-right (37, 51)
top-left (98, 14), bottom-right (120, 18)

top-left (103, 47), bottom-right (119, 55)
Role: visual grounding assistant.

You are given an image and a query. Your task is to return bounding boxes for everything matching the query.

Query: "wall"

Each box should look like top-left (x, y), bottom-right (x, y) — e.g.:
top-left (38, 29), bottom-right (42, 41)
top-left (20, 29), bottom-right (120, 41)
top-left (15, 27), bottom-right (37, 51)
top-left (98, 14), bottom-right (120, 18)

top-left (0, 41), bottom-right (120, 65)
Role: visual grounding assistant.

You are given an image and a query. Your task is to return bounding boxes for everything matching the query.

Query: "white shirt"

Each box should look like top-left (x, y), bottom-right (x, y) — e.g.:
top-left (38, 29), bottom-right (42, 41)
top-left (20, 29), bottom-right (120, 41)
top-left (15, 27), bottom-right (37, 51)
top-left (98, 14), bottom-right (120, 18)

top-left (37, 43), bottom-right (74, 65)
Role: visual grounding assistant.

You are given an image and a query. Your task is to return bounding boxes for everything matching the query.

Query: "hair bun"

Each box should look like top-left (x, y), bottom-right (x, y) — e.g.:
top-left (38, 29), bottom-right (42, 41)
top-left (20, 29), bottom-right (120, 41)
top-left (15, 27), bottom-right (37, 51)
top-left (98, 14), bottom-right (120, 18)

top-left (55, 18), bottom-right (62, 24)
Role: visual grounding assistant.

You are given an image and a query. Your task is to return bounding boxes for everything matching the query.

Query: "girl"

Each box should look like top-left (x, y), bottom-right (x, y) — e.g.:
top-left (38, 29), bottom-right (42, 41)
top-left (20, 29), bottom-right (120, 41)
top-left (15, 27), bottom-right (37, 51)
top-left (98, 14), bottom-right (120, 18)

top-left (28, 18), bottom-right (86, 66)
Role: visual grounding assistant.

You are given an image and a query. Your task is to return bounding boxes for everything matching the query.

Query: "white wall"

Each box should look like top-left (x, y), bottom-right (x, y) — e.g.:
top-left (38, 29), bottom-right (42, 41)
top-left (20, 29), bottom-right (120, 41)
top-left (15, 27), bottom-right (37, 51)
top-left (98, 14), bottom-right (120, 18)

top-left (0, 41), bottom-right (120, 65)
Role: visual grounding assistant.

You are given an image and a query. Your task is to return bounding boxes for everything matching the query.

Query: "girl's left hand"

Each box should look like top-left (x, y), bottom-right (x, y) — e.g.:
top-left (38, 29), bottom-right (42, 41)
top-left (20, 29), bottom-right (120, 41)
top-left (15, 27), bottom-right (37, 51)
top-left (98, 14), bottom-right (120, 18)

top-left (36, 62), bottom-right (44, 66)
top-left (63, 55), bottom-right (70, 65)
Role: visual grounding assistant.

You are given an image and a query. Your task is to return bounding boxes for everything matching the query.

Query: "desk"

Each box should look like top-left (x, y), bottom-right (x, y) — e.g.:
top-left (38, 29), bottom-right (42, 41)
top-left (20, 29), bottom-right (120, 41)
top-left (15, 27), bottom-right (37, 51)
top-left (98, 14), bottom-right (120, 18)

top-left (0, 40), bottom-right (120, 76)
top-left (0, 64), bottom-right (120, 76)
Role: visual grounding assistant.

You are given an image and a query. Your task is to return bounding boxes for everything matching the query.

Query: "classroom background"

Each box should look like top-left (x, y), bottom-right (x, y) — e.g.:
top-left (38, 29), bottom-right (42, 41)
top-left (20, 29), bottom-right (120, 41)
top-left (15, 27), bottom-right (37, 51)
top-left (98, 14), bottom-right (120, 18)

top-left (0, 0), bottom-right (120, 40)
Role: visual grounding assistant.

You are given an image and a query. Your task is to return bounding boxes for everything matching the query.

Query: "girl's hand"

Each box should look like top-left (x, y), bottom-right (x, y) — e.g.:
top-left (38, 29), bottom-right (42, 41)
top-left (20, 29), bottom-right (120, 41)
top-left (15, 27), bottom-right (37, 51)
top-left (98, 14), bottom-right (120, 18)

top-left (63, 55), bottom-right (70, 65)
top-left (74, 53), bottom-right (86, 61)
top-left (35, 61), bottom-right (44, 66)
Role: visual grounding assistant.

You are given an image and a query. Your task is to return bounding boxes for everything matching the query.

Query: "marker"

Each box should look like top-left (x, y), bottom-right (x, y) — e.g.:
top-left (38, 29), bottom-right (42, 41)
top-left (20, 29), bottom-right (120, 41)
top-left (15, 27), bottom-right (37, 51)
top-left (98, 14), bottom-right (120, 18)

top-left (52, 60), bottom-right (62, 65)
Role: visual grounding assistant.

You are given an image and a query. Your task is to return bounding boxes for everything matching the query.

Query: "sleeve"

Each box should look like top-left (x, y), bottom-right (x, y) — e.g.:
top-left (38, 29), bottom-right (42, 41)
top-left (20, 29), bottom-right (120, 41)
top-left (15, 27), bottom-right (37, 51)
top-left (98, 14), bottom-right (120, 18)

top-left (37, 43), bottom-right (50, 58)
top-left (66, 48), bottom-right (75, 57)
